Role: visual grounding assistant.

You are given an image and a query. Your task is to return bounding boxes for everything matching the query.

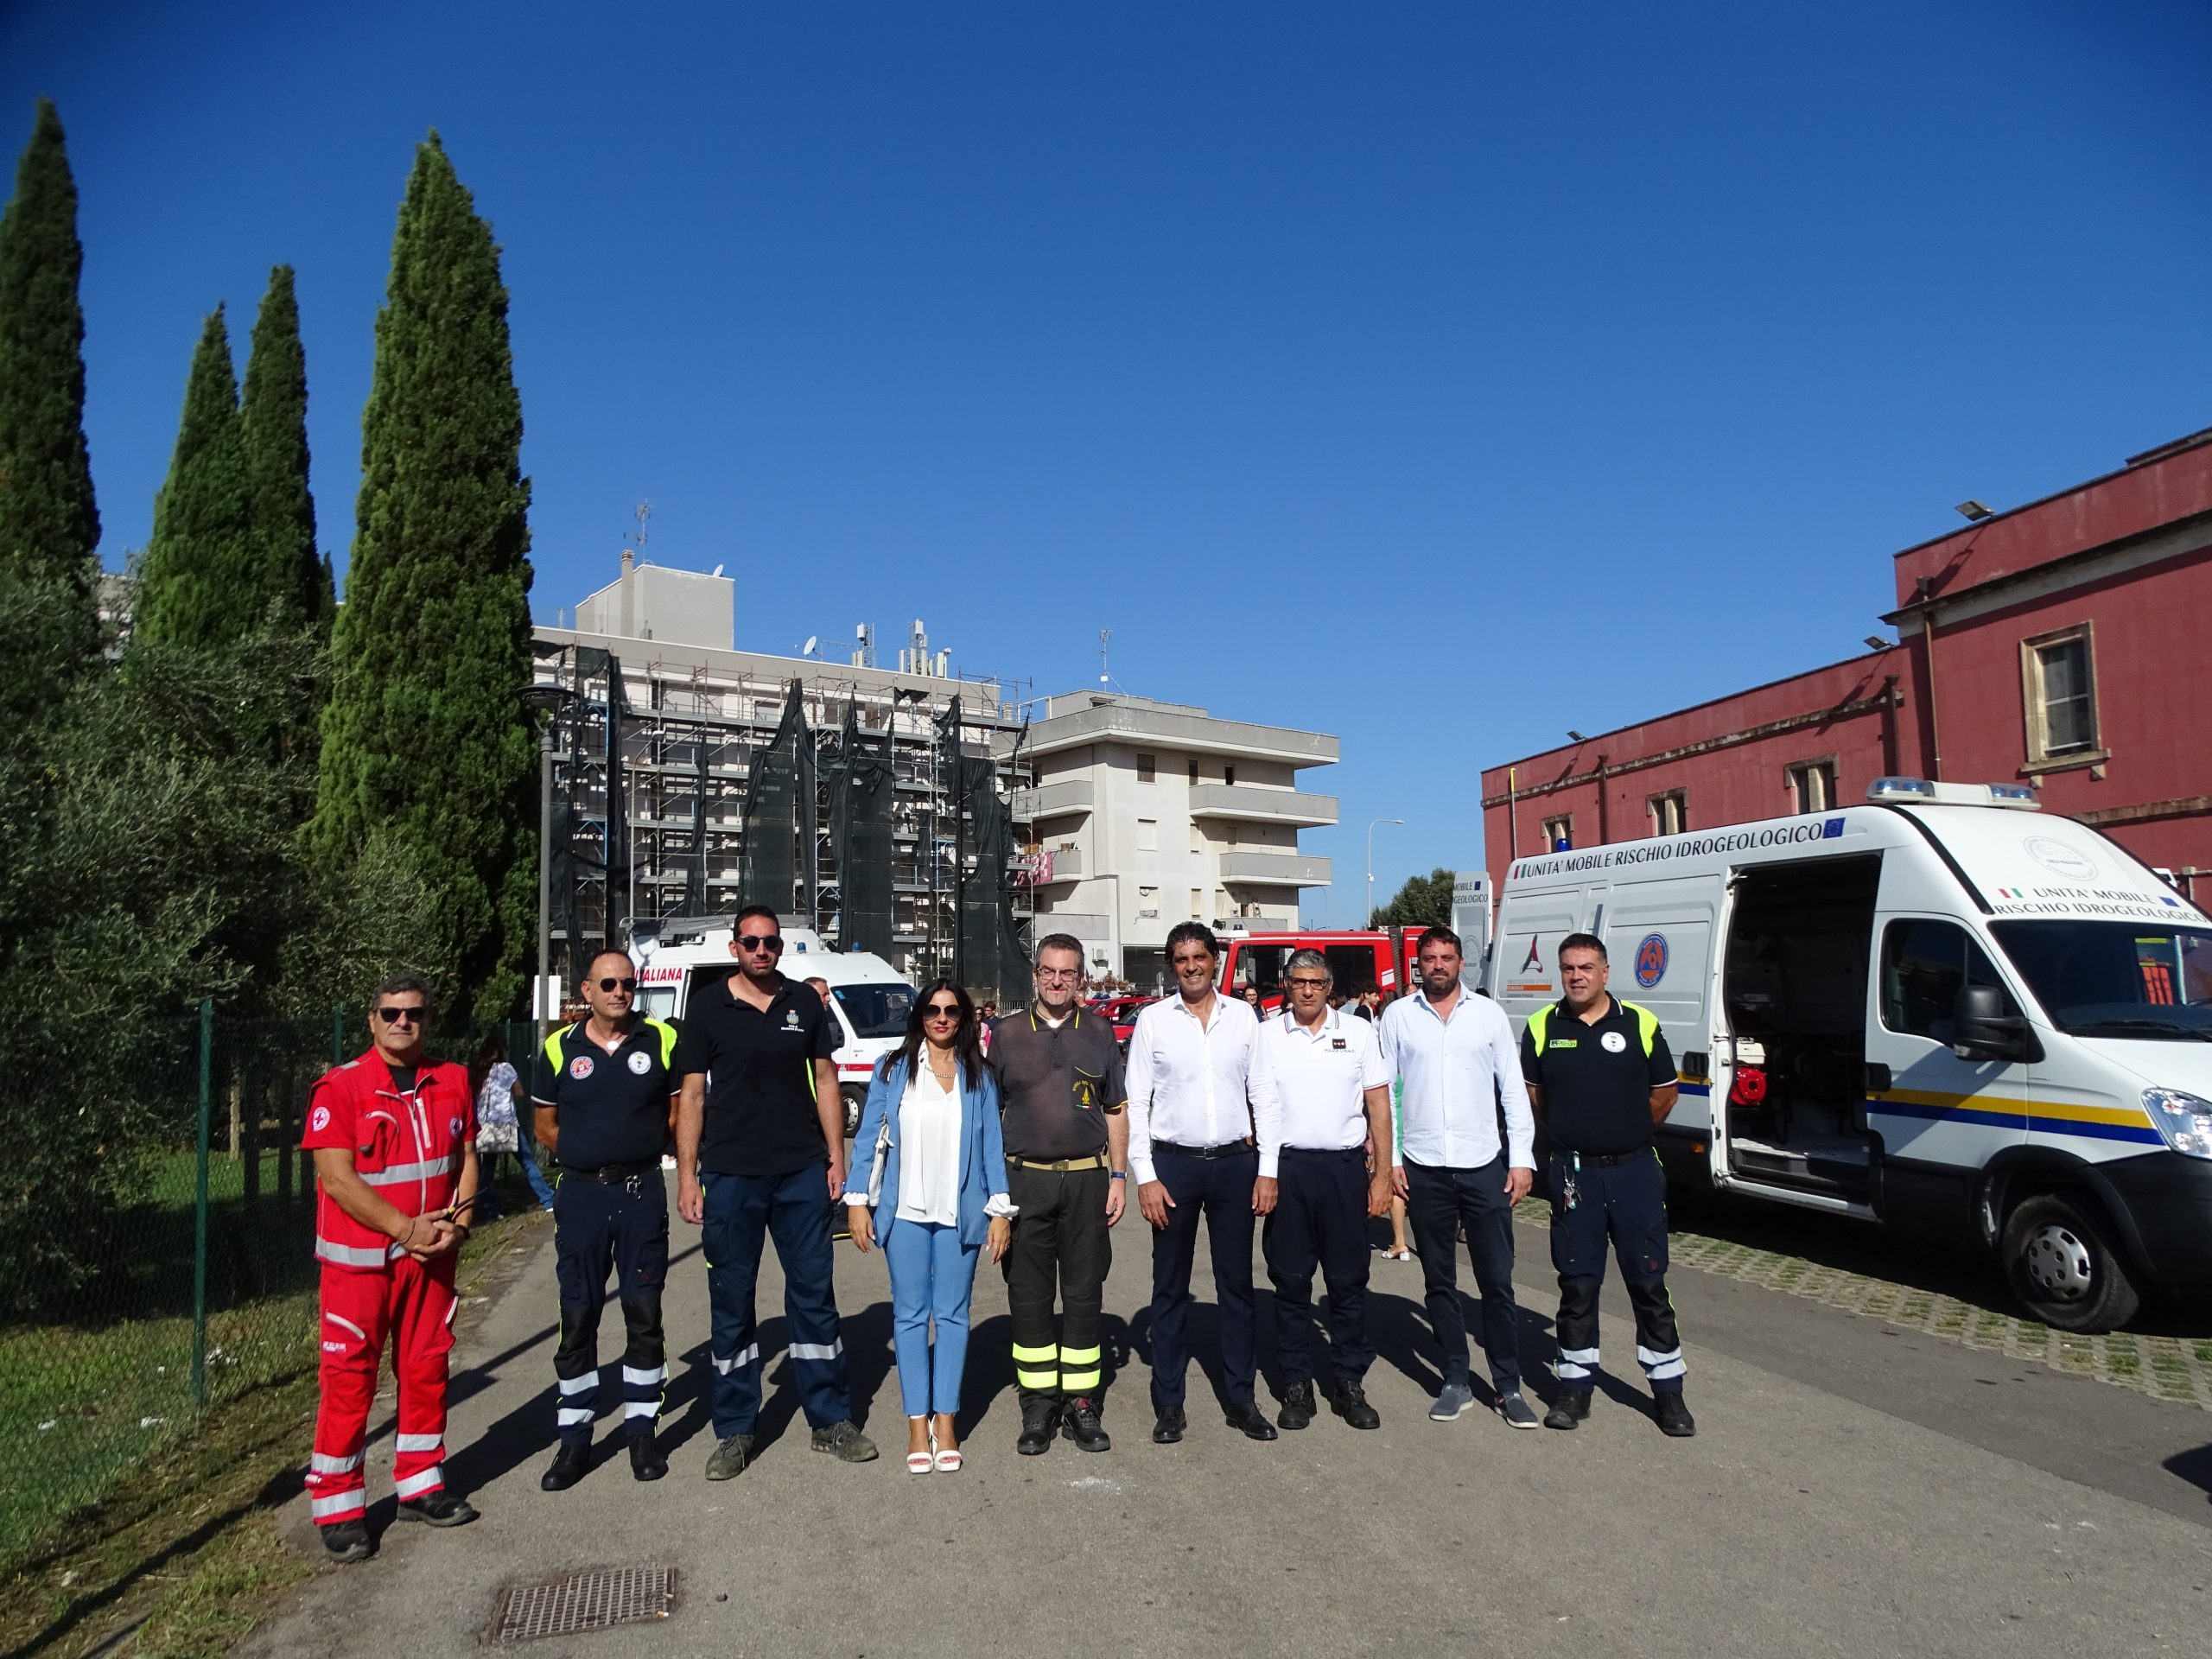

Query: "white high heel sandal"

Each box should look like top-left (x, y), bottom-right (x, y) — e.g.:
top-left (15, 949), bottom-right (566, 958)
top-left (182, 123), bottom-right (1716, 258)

top-left (906, 1421), bottom-right (934, 1475)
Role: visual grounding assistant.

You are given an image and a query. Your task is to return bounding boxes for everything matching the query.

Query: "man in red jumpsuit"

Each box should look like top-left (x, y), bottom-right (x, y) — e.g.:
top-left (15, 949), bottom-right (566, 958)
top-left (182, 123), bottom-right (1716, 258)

top-left (301, 973), bottom-right (482, 1561)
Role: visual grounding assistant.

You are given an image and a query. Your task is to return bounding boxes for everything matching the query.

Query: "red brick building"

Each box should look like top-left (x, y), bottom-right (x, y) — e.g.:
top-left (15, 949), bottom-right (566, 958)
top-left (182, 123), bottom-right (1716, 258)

top-left (1481, 428), bottom-right (2212, 900)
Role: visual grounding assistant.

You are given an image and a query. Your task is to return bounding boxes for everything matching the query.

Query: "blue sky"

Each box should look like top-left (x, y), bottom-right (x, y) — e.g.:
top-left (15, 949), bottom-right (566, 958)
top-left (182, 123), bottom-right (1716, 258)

top-left (6, 1), bottom-right (2209, 922)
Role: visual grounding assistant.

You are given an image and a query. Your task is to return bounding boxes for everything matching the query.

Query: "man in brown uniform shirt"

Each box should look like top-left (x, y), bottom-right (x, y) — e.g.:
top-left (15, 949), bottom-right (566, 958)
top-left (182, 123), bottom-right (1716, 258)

top-left (987, 933), bottom-right (1128, 1455)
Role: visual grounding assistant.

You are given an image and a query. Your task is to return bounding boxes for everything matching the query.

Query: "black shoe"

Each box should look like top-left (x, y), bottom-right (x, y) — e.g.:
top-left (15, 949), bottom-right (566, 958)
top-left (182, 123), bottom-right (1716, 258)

top-left (629, 1437), bottom-right (669, 1481)
top-left (396, 1489), bottom-right (479, 1527)
top-left (1543, 1389), bottom-right (1593, 1431)
top-left (1060, 1397), bottom-right (1110, 1453)
top-left (1327, 1381), bottom-right (1381, 1431)
top-left (539, 1442), bottom-right (591, 1492)
top-left (1276, 1379), bottom-right (1317, 1432)
top-left (1224, 1402), bottom-right (1279, 1441)
top-left (1017, 1401), bottom-right (1061, 1457)
top-left (1151, 1406), bottom-right (1187, 1445)
top-left (320, 1519), bottom-right (372, 1563)
top-left (1656, 1391), bottom-right (1697, 1438)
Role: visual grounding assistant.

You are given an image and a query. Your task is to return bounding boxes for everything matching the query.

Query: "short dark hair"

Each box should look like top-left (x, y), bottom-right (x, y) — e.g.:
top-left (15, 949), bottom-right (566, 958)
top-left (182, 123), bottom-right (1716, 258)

top-left (735, 903), bottom-right (779, 930)
top-left (1165, 921), bottom-right (1220, 961)
top-left (1415, 925), bottom-right (1462, 957)
top-left (369, 972), bottom-right (434, 1016)
top-left (1558, 931), bottom-right (1607, 963)
top-left (1034, 932), bottom-right (1085, 965)
top-left (581, 948), bottom-right (633, 984)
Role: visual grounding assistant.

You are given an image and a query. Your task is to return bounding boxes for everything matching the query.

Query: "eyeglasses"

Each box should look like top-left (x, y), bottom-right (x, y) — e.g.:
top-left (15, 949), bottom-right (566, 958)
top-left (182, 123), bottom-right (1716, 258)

top-left (1035, 968), bottom-right (1081, 982)
top-left (595, 977), bottom-right (639, 992)
top-left (737, 935), bottom-right (784, 953)
top-left (374, 1006), bottom-right (425, 1026)
top-left (1287, 977), bottom-right (1330, 989)
top-left (924, 1002), bottom-right (963, 1019)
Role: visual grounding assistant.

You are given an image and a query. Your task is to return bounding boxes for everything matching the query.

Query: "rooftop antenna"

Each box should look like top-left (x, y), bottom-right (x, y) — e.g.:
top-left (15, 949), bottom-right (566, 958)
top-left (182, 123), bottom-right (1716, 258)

top-left (632, 500), bottom-right (652, 559)
top-left (1099, 626), bottom-right (1111, 686)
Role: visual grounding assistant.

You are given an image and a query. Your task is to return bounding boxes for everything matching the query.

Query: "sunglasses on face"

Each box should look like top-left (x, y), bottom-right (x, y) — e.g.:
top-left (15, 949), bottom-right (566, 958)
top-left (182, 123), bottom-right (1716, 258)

top-left (924, 1003), bottom-right (963, 1020)
top-left (595, 977), bottom-right (638, 992)
top-left (737, 935), bottom-right (783, 953)
top-left (374, 1006), bottom-right (425, 1025)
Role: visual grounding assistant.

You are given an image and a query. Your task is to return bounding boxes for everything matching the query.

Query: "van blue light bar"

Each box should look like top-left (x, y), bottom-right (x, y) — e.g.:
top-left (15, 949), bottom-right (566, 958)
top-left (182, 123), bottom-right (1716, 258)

top-left (1867, 777), bottom-right (1937, 800)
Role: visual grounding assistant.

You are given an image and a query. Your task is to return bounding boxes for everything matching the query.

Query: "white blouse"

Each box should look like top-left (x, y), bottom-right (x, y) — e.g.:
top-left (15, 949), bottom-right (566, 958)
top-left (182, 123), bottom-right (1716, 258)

top-left (895, 1065), bottom-right (964, 1225)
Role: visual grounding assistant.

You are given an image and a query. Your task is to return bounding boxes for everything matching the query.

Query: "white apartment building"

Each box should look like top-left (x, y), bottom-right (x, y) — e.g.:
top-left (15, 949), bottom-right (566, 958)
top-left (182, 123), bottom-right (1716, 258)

top-left (1010, 691), bottom-right (1338, 987)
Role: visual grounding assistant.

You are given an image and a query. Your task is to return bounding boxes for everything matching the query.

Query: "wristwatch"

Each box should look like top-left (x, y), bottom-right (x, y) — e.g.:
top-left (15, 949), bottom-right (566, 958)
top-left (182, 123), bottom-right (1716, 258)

top-left (1109, 1171), bottom-right (1128, 1181)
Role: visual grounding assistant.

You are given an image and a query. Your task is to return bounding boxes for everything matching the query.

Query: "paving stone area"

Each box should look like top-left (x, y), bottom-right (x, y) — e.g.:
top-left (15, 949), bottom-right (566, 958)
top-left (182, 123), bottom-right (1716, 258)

top-left (1510, 1198), bottom-right (2212, 1410)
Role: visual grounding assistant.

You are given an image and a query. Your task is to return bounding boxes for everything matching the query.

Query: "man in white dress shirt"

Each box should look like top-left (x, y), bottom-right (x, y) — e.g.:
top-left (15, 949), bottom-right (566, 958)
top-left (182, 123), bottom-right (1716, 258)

top-left (1258, 950), bottom-right (1395, 1433)
top-left (1380, 925), bottom-right (1541, 1430)
top-left (1127, 923), bottom-right (1282, 1445)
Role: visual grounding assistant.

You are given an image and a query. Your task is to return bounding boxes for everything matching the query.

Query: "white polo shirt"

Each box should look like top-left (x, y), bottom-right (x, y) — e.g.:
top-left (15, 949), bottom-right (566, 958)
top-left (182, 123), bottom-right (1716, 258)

top-left (1379, 987), bottom-right (1535, 1171)
top-left (1260, 1005), bottom-right (1391, 1151)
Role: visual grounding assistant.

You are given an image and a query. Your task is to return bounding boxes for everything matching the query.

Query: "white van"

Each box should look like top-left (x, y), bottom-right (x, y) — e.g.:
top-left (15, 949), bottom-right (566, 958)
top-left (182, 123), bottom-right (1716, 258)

top-left (1489, 778), bottom-right (2212, 1332)
top-left (630, 922), bottom-right (916, 1137)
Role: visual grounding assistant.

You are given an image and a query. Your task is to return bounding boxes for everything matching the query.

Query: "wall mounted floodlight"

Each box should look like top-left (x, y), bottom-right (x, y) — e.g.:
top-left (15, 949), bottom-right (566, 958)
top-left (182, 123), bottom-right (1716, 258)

top-left (1566, 730), bottom-right (1586, 743)
top-left (1864, 636), bottom-right (1888, 651)
top-left (1955, 500), bottom-right (1993, 521)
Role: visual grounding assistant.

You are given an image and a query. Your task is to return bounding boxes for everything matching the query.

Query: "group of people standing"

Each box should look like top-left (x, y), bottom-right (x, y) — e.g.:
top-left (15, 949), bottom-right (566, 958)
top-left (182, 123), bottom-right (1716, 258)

top-left (298, 908), bottom-right (1695, 1561)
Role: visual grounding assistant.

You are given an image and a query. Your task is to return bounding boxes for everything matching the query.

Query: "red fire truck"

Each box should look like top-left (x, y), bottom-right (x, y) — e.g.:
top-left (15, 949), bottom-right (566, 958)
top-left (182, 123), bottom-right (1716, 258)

top-left (1213, 928), bottom-right (1422, 1014)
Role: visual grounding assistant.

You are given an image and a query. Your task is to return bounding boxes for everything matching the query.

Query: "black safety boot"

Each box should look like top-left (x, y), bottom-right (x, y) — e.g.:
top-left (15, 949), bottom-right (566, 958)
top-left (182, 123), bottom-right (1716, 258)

top-left (1060, 1396), bottom-right (1109, 1452)
top-left (1017, 1400), bottom-right (1061, 1456)
top-left (539, 1441), bottom-right (591, 1491)
top-left (321, 1520), bottom-right (372, 1563)
top-left (397, 1489), bottom-right (479, 1527)
top-left (1544, 1389), bottom-right (1593, 1430)
top-left (1655, 1391), bottom-right (1697, 1438)
top-left (1327, 1380), bottom-right (1381, 1430)
top-left (1276, 1379), bottom-right (1318, 1432)
top-left (629, 1436), bottom-right (669, 1480)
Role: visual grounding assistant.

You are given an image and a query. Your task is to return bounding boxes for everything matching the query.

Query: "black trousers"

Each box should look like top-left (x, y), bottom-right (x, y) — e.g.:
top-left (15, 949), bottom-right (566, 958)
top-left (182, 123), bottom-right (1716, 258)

top-left (552, 1171), bottom-right (670, 1445)
top-left (1262, 1147), bottom-right (1373, 1387)
top-left (1003, 1162), bottom-right (1113, 1408)
top-left (1147, 1146), bottom-right (1258, 1411)
top-left (1404, 1154), bottom-right (1522, 1392)
top-left (1548, 1148), bottom-right (1685, 1394)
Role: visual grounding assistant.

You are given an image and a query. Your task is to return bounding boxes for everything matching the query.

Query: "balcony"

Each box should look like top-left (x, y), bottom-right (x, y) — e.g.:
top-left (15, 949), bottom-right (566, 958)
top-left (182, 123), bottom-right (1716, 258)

top-left (1217, 851), bottom-right (1332, 887)
top-left (1025, 847), bottom-right (1083, 882)
top-left (1009, 701), bottom-right (1338, 768)
top-left (1030, 910), bottom-right (1111, 938)
top-left (1013, 779), bottom-right (1096, 820)
top-left (1186, 785), bottom-right (1338, 827)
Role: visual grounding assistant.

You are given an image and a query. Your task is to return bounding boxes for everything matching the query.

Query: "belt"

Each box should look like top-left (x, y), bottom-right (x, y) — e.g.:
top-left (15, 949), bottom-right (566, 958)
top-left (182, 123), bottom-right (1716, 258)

top-left (561, 1161), bottom-right (661, 1184)
top-left (1151, 1140), bottom-right (1253, 1160)
top-left (1009, 1153), bottom-right (1108, 1173)
top-left (1281, 1145), bottom-right (1367, 1159)
top-left (1552, 1148), bottom-right (1652, 1168)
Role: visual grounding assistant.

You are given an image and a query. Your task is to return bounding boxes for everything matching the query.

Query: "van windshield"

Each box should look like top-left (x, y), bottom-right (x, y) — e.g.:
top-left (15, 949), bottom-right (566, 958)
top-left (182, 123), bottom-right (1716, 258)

top-left (1991, 920), bottom-right (2212, 1040)
top-left (832, 982), bottom-right (916, 1039)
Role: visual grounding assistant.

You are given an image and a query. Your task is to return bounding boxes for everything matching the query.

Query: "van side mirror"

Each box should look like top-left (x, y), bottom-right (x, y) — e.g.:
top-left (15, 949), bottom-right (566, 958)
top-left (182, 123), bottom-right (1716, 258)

top-left (1952, 983), bottom-right (2032, 1063)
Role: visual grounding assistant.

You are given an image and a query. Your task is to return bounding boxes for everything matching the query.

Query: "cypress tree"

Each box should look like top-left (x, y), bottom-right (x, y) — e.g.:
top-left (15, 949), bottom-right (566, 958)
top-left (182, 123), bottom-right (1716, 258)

top-left (136, 306), bottom-right (256, 649)
top-left (311, 133), bottom-right (536, 1020)
top-left (0, 99), bottom-right (98, 621)
top-left (239, 264), bottom-right (324, 634)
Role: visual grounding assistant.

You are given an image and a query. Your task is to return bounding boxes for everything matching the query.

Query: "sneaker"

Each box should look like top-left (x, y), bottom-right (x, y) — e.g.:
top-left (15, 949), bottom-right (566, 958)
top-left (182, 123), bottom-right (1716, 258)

top-left (629, 1437), bottom-right (669, 1481)
top-left (1060, 1397), bottom-right (1110, 1453)
top-left (810, 1420), bottom-right (880, 1464)
top-left (1428, 1379), bottom-right (1477, 1421)
top-left (1497, 1391), bottom-right (1540, 1431)
top-left (1656, 1391), bottom-right (1697, 1438)
top-left (703, 1433), bottom-right (755, 1480)
top-left (1543, 1389), bottom-right (1592, 1431)
top-left (1016, 1401), bottom-right (1060, 1457)
top-left (320, 1519), bottom-right (372, 1563)
top-left (539, 1441), bottom-right (591, 1491)
top-left (396, 1489), bottom-right (478, 1527)
top-left (1276, 1378), bottom-right (1318, 1432)
top-left (1327, 1381), bottom-right (1380, 1431)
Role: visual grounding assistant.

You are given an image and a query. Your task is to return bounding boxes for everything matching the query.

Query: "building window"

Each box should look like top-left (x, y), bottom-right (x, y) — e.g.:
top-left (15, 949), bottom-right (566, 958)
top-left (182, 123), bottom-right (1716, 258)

top-left (1137, 817), bottom-right (1158, 851)
top-left (2022, 626), bottom-right (2100, 764)
top-left (1541, 813), bottom-right (1573, 851)
top-left (1649, 791), bottom-right (1687, 836)
top-left (1188, 757), bottom-right (1200, 785)
top-left (1136, 752), bottom-right (1156, 783)
top-left (1189, 823), bottom-right (1205, 854)
top-left (1190, 887), bottom-right (1204, 919)
top-left (1223, 765), bottom-right (1236, 787)
top-left (1788, 760), bottom-right (1838, 814)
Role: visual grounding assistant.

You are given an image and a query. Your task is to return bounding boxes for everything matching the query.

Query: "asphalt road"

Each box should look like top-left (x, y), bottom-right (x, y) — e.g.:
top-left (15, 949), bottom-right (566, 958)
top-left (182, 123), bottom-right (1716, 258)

top-left (245, 1178), bottom-right (2212, 1659)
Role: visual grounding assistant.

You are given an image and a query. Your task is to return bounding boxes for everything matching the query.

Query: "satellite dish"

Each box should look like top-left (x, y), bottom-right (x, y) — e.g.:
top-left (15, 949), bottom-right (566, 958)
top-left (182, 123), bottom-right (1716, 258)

top-left (710, 563), bottom-right (725, 577)
top-left (802, 635), bottom-right (818, 657)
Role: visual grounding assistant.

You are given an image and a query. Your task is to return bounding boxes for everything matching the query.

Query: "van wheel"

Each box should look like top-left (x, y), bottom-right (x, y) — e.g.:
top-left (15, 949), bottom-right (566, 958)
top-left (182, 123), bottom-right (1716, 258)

top-left (840, 1085), bottom-right (865, 1139)
top-left (2000, 1193), bottom-right (2141, 1332)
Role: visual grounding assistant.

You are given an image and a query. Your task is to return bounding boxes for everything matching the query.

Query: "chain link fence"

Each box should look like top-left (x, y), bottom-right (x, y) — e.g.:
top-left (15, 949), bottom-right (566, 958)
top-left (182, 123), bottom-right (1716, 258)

top-left (0, 1008), bottom-right (538, 1577)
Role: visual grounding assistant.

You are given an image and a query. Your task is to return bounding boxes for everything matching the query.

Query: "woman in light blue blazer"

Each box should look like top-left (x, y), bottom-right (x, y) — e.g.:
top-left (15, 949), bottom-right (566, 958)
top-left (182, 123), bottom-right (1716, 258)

top-left (843, 979), bottom-right (1014, 1473)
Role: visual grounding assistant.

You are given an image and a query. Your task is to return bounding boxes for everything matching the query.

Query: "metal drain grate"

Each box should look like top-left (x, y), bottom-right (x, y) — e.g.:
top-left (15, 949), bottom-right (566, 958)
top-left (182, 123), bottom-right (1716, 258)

top-left (488, 1565), bottom-right (678, 1643)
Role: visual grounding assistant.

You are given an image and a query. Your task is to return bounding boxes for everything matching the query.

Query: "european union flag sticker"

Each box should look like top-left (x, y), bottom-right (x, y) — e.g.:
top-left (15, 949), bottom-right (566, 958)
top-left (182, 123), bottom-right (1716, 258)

top-left (1822, 817), bottom-right (1845, 839)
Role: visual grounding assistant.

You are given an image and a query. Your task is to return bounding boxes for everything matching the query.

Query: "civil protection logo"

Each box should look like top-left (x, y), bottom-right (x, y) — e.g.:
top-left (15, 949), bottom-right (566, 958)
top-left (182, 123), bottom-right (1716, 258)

top-left (1521, 936), bottom-right (1542, 971)
top-left (569, 1054), bottom-right (595, 1079)
top-left (1634, 933), bottom-right (1668, 988)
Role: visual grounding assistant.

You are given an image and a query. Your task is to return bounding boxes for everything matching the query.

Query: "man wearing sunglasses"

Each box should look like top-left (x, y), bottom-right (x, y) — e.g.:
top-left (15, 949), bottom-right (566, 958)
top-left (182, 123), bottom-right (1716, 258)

top-left (300, 975), bottom-right (480, 1563)
top-left (674, 905), bottom-right (877, 1476)
top-left (532, 950), bottom-right (682, 1491)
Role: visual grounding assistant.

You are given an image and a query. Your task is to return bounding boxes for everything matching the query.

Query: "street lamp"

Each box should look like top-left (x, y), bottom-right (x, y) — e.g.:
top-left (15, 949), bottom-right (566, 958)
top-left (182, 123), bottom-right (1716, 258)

top-left (522, 681), bottom-right (577, 1049)
top-left (1366, 817), bottom-right (1404, 929)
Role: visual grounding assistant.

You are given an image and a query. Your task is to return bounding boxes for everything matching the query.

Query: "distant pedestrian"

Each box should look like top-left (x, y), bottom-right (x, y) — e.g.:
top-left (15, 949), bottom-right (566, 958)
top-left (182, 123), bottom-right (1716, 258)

top-left (301, 975), bottom-right (480, 1563)
top-left (843, 981), bottom-right (1014, 1472)
top-left (470, 1033), bottom-right (554, 1219)
top-left (806, 975), bottom-right (833, 1008)
top-left (676, 905), bottom-right (878, 1478)
top-left (1240, 983), bottom-right (1263, 1017)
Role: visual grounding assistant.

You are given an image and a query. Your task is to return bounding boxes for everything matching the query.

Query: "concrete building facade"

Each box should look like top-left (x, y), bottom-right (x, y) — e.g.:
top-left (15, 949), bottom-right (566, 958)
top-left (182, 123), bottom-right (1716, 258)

top-left (1013, 691), bottom-right (1338, 987)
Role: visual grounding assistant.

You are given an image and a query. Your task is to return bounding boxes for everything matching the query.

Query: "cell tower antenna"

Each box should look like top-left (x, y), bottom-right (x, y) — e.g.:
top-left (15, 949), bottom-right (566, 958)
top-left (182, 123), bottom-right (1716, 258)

top-left (632, 500), bottom-right (652, 558)
top-left (1099, 627), bottom-right (1111, 686)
